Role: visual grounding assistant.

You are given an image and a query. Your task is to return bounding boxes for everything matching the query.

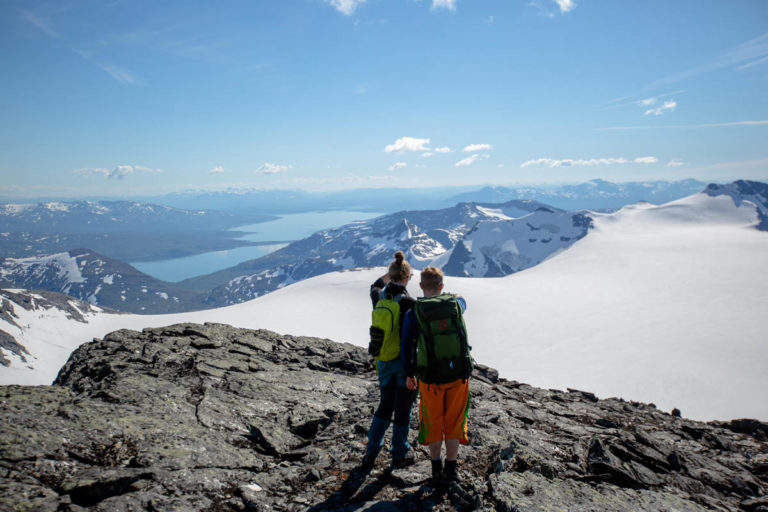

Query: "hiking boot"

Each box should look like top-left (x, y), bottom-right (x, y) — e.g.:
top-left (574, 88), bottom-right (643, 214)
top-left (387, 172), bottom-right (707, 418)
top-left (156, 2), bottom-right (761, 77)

top-left (361, 451), bottom-right (378, 469)
top-left (391, 450), bottom-right (415, 468)
top-left (431, 459), bottom-right (444, 482)
top-left (444, 460), bottom-right (461, 483)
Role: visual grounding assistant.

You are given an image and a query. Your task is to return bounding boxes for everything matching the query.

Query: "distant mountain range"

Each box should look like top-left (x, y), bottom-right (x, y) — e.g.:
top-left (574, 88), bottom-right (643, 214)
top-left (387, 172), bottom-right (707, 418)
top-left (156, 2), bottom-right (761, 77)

top-left (99, 179), bottom-right (708, 214)
top-left (448, 179), bottom-right (708, 211)
top-left (1, 180), bottom-right (766, 314)
top-left (0, 200), bottom-right (274, 261)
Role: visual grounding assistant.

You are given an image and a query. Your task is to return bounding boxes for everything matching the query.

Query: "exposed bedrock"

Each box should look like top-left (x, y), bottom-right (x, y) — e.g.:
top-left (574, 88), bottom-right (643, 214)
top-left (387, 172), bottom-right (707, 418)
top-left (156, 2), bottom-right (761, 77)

top-left (1, 323), bottom-right (766, 511)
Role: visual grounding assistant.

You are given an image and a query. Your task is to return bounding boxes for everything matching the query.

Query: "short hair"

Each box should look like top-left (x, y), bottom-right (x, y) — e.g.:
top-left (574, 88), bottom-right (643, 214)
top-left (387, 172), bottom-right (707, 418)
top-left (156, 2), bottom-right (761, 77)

top-left (388, 251), bottom-right (412, 283)
top-left (420, 266), bottom-right (443, 290)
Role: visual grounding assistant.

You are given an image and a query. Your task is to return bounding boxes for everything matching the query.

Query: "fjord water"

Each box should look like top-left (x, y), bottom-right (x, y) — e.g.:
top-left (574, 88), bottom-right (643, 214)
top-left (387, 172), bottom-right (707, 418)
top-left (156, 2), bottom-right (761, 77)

top-left (132, 210), bottom-right (382, 282)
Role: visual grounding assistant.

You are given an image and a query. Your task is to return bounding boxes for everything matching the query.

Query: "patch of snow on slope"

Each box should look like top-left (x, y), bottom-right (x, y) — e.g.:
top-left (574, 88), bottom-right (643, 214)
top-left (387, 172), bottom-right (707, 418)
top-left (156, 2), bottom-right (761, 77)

top-left (476, 206), bottom-right (513, 220)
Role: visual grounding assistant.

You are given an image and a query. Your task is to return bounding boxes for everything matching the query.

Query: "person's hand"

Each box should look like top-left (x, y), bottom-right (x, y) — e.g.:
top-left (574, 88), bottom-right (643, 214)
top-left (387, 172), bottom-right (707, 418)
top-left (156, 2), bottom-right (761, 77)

top-left (406, 377), bottom-right (418, 390)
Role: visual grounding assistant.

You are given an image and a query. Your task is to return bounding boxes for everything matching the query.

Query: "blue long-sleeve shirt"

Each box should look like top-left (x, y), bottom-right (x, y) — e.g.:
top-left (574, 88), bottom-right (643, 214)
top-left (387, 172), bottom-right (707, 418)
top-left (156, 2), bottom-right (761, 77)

top-left (400, 295), bottom-right (466, 378)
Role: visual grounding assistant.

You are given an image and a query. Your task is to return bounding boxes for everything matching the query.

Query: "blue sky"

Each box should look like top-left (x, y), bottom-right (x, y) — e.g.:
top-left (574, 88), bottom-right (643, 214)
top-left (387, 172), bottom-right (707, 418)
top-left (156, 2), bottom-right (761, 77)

top-left (1, 0), bottom-right (767, 197)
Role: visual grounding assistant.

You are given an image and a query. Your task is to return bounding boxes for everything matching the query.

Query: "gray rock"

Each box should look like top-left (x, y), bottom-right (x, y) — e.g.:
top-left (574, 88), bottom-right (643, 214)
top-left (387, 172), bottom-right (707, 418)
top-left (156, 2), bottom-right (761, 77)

top-left (1, 322), bottom-right (766, 511)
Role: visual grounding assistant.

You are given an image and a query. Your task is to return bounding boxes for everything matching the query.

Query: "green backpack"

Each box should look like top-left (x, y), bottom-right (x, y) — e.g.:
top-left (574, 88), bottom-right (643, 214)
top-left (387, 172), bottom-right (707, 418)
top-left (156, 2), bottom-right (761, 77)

top-left (370, 290), bottom-right (405, 362)
top-left (414, 293), bottom-right (473, 384)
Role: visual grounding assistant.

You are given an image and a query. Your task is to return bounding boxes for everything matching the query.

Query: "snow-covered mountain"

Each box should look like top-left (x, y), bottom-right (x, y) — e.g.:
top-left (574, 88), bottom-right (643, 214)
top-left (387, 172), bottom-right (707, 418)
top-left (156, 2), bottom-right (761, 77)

top-left (187, 200), bottom-right (591, 305)
top-left (437, 208), bottom-right (592, 277)
top-left (2, 183), bottom-right (767, 422)
top-left (0, 249), bottom-right (200, 313)
top-left (704, 179), bottom-right (768, 230)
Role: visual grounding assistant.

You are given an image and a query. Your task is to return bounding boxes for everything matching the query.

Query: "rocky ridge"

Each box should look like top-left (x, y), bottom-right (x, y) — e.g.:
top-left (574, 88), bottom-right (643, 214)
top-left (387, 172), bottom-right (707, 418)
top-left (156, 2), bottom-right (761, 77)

top-left (1, 323), bottom-right (766, 511)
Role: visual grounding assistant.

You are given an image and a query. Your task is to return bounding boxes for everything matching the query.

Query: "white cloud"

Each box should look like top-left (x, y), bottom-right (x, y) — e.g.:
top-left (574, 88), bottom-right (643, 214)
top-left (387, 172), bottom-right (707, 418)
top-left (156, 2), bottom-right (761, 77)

top-left (667, 159), bottom-right (685, 167)
top-left (639, 97), bottom-right (656, 106)
top-left (644, 100), bottom-right (677, 117)
top-left (521, 156), bottom-right (659, 168)
top-left (434, 147), bottom-right (453, 153)
top-left (432, 0), bottom-right (456, 11)
top-left (209, 166), bottom-right (225, 174)
top-left (255, 162), bottom-right (291, 175)
top-left (388, 162), bottom-right (408, 171)
top-left (325, 0), bottom-right (365, 15)
top-left (462, 143), bottom-right (492, 152)
top-left (554, 0), bottom-right (576, 13)
top-left (456, 154), bottom-right (480, 167)
top-left (384, 136), bottom-right (431, 153)
top-left (421, 152), bottom-right (434, 157)
top-left (73, 165), bottom-right (163, 179)
top-left (529, 0), bottom-right (575, 16)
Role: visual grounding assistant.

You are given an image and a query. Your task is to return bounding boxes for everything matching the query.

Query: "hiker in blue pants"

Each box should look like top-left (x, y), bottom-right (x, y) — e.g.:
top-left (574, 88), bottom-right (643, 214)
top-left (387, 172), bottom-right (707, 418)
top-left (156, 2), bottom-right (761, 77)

top-left (362, 251), bottom-right (418, 468)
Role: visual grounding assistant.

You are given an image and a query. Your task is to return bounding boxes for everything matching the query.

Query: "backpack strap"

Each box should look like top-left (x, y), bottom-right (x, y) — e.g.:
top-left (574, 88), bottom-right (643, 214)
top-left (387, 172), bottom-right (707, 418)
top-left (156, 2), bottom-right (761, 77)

top-left (415, 302), bottom-right (438, 380)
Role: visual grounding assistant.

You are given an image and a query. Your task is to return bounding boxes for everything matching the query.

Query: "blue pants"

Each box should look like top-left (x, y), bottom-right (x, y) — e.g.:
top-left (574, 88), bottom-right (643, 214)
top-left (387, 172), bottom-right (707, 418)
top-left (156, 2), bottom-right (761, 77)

top-left (365, 359), bottom-right (417, 460)
top-left (374, 359), bottom-right (417, 427)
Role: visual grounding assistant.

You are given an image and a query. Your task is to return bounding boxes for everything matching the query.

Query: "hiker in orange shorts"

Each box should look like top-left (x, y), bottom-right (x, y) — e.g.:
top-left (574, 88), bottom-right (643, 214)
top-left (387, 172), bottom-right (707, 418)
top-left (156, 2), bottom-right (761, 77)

top-left (400, 266), bottom-right (472, 483)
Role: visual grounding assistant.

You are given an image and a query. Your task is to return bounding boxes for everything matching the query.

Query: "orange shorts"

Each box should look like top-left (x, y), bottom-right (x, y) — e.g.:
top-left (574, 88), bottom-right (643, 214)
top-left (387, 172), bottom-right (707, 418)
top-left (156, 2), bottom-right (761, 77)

top-left (417, 379), bottom-right (470, 445)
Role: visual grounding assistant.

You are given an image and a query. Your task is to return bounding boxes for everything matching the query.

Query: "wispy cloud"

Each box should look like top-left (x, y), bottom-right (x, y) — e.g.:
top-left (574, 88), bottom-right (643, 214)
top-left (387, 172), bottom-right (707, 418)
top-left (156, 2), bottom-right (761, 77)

top-left (19, 9), bottom-right (59, 38)
top-left (388, 162), bottom-right (407, 171)
top-left (209, 166), bottom-right (225, 175)
top-left (255, 163), bottom-right (291, 175)
top-left (484, 16), bottom-right (494, 24)
top-left (462, 143), bottom-right (492, 152)
top-left (644, 100), bottom-right (677, 117)
top-left (20, 7), bottom-right (141, 85)
top-left (325, 0), bottom-right (366, 16)
top-left (434, 147), bottom-right (453, 153)
top-left (73, 165), bottom-right (164, 179)
top-left (421, 152), bottom-right (434, 157)
top-left (521, 157), bottom-right (658, 168)
top-left (650, 32), bottom-right (768, 88)
top-left (602, 120), bottom-right (768, 130)
top-left (737, 55), bottom-right (768, 71)
top-left (667, 159), bottom-right (684, 167)
top-left (432, 0), bottom-right (457, 11)
top-left (97, 63), bottom-right (140, 85)
top-left (384, 137), bottom-right (431, 153)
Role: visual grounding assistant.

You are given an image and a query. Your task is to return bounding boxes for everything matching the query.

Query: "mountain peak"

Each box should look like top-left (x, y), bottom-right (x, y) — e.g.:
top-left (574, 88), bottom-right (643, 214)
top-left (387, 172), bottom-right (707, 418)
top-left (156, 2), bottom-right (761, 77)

top-left (705, 180), bottom-right (768, 230)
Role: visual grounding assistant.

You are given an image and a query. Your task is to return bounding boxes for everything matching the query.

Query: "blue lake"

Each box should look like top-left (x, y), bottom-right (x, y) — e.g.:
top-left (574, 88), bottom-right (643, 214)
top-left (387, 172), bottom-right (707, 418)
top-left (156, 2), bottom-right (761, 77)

top-left (132, 210), bottom-right (383, 282)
